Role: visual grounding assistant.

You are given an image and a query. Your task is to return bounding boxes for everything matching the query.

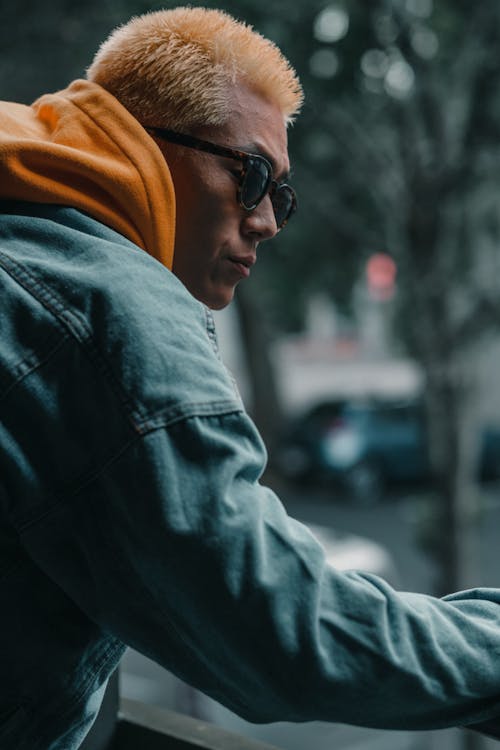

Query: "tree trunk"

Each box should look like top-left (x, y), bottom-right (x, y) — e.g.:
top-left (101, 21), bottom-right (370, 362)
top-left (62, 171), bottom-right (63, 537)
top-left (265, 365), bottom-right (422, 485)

top-left (422, 363), bottom-right (481, 596)
top-left (233, 283), bottom-right (285, 456)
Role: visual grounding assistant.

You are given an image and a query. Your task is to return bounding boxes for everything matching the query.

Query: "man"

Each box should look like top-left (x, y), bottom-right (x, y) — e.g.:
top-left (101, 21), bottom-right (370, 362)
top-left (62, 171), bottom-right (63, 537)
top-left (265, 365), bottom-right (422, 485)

top-left (0, 7), bottom-right (500, 749)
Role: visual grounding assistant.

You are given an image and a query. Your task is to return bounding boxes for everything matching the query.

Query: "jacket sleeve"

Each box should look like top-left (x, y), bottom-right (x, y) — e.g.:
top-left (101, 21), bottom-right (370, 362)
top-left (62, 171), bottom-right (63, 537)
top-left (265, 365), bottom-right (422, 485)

top-left (21, 409), bottom-right (500, 731)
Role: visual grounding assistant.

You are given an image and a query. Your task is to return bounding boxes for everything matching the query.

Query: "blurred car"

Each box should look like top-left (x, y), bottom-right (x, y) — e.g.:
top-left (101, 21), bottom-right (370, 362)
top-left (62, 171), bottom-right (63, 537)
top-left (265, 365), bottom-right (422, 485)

top-left (304, 520), bottom-right (398, 583)
top-left (276, 398), bottom-right (500, 504)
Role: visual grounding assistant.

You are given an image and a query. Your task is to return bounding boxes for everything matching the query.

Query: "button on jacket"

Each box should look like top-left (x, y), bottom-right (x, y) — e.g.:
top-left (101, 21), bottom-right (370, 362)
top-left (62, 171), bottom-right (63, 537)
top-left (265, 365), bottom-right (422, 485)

top-left (2, 82), bottom-right (500, 749)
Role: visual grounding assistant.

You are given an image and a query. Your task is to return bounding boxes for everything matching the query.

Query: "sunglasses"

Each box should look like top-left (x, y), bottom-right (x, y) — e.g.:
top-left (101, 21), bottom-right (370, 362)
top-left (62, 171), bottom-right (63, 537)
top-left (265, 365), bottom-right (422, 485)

top-left (143, 126), bottom-right (297, 230)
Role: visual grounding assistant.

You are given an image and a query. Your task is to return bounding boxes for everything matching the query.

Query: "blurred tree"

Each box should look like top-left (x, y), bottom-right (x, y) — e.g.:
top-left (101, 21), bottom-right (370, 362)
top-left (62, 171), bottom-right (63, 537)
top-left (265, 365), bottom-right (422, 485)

top-left (3, 0), bottom-right (500, 608)
top-left (268, 0), bottom-right (500, 605)
top-left (209, 0), bottom-right (500, 614)
top-left (225, 0), bottom-right (500, 631)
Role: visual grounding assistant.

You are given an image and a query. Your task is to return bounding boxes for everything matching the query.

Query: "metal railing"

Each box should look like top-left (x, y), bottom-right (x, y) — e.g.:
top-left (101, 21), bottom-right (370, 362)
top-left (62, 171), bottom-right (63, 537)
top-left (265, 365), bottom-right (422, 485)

top-left (112, 699), bottom-right (280, 750)
top-left (81, 671), bottom-right (280, 750)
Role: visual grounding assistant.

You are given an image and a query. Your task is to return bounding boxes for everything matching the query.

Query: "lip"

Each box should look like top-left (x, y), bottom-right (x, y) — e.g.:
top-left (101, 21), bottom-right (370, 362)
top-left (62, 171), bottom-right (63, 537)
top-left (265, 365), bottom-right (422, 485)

top-left (227, 254), bottom-right (256, 278)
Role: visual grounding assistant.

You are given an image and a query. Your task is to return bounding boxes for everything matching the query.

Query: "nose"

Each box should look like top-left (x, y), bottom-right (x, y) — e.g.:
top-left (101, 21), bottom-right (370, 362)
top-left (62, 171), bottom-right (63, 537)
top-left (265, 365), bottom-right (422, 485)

top-left (241, 194), bottom-right (278, 242)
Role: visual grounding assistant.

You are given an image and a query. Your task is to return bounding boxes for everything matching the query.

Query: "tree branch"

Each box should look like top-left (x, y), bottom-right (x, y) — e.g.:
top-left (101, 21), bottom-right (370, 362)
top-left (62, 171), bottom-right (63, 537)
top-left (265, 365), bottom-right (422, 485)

top-left (450, 294), bottom-right (500, 349)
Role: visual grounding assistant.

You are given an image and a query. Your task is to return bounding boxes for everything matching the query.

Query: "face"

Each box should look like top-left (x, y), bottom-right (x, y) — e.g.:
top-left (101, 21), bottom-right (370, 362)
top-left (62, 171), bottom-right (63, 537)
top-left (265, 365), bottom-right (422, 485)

top-left (155, 84), bottom-right (290, 309)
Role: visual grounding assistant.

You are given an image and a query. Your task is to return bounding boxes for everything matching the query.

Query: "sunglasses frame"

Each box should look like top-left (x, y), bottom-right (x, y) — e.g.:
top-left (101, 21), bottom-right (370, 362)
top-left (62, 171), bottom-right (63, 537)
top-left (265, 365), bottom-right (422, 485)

top-left (143, 125), bottom-right (296, 229)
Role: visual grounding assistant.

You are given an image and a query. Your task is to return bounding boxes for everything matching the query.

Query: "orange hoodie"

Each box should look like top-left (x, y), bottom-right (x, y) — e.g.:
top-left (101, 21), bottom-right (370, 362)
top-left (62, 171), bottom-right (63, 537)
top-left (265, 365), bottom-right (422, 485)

top-left (0, 79), bottom-right (175, 269)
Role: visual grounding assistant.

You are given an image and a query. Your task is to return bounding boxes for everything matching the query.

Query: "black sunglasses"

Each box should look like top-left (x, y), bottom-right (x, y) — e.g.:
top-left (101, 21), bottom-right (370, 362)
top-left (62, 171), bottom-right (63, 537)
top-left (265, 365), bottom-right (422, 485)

top-left (143, 126), bottom-right (296, 230)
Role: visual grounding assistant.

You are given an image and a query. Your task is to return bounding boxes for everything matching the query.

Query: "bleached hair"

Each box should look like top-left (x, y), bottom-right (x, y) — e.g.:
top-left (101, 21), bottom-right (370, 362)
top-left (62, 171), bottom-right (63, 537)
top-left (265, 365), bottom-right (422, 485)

top-left (86, 7), bottom-right (303, 131)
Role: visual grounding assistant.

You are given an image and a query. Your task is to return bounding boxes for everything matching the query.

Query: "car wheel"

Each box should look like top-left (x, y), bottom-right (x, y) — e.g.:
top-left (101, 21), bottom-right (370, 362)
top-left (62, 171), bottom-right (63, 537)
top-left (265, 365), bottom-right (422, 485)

top-left (344, 460), bottom-right (384, 506)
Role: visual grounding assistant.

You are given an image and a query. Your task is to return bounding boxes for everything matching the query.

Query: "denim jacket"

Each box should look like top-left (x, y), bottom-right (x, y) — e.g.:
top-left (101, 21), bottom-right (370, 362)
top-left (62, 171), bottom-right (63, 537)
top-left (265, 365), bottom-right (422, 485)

top-left (2, 202), bottom-right (500, 749)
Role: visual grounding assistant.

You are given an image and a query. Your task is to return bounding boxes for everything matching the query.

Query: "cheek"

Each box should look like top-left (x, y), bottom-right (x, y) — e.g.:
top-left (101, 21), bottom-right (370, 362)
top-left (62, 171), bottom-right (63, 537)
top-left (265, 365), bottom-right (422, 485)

top-left (170, 160), bottom-right (240, 260)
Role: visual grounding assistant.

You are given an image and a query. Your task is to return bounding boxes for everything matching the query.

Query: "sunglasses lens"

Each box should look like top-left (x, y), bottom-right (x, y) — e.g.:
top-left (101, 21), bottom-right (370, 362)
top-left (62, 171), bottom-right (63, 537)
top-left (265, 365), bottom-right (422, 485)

top-left (240, 157), bottom-right (271, 209)
top-left (272, 185), bottom-right (296, 229)
top-left (238, 156), bottom-right (296, 230)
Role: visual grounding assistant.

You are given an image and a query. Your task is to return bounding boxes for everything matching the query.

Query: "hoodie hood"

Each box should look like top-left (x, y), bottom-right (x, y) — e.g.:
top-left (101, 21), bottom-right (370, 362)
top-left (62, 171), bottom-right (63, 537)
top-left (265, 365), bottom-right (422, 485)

top-left (0, 79), bottom-right (175, 269)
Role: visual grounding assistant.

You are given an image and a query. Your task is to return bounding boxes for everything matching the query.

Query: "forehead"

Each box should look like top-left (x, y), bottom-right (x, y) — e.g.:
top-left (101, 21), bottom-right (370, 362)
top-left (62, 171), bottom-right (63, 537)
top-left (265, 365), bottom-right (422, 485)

top-left (197, 83), bottom-right (290, 179)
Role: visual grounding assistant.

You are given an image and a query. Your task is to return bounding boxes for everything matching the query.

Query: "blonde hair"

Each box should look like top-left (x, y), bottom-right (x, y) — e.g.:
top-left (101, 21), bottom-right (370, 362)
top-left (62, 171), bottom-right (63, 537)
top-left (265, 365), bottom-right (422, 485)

top-left (86, 7), bottom-right (303, 131)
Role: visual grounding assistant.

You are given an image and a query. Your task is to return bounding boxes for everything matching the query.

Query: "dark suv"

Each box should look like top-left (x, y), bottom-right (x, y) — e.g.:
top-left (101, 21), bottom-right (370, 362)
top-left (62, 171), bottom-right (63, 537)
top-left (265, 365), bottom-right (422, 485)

top-left (276, 398), bottom-right (500, 504)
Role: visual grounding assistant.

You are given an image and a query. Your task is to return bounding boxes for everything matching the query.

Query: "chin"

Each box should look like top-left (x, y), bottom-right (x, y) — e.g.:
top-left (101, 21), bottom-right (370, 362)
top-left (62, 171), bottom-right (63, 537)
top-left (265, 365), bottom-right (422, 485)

top-left (202, 286), bottom-right (236, 311)
top-left (207, 295), bottom-right (234, 311)
top-left (181, 277), bottom-right (235, 310)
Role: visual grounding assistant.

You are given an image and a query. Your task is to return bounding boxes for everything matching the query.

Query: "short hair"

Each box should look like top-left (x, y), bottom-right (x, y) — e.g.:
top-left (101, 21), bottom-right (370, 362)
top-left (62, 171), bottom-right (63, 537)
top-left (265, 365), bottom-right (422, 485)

top-left (86, 7), bottom-right (303, 131)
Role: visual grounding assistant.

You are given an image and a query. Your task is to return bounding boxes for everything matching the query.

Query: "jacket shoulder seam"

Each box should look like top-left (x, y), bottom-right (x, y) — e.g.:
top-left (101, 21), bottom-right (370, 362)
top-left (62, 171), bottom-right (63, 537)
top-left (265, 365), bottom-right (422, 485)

top-left (0, 248), bottom-right (149, 431)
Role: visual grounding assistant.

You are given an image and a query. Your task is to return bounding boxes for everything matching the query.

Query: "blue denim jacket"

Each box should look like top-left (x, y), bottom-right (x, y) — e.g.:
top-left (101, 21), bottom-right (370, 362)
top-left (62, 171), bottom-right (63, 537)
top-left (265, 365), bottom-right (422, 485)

top-left (1, 202), bottom-right (500, 749)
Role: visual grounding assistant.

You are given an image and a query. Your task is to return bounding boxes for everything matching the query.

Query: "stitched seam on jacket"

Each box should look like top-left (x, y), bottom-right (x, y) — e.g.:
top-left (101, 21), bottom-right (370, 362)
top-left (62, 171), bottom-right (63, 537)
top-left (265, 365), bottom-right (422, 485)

top-left (18, 406), bottom-right (245, 532)
top-left (0, 249), bottom-right (143, 429)
top-left (18, 433), bottom-right (141, 532)
top-left (0, 334), bottom-right (69, 405)
top-left (17, 409), bottom-right (245, 536)
top-left (133, 399), bottom-right (244, 435)
top-left (15, 414), bottom-right (255, 710)
top-left (204, 306), bottom-right (221, 357)
top-left (33, 638), bottom-right (125, 750)
top-left (63, 637), bottom-right (124, 711)
top-left (0, 249), bottom-right (243, 432)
